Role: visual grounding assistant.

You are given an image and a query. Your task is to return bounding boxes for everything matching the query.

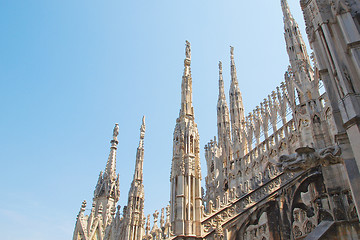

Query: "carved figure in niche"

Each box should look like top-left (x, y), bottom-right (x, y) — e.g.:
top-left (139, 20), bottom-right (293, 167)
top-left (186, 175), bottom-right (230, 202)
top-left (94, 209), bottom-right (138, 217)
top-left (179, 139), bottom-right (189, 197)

top-left (299, 118), bottom-right (313, 147)
top-left (343, 66), bottom-right (356, 93)
top-left (325, 108), bottom-right (337, 137)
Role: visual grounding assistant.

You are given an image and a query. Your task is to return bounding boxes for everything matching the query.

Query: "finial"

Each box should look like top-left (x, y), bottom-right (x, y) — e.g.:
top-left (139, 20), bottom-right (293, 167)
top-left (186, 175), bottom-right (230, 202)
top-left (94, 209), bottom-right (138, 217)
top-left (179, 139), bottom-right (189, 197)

top-left (113, 123), bottom-right (119, 141)
top-left (230, 46), bottom-right (234, 58)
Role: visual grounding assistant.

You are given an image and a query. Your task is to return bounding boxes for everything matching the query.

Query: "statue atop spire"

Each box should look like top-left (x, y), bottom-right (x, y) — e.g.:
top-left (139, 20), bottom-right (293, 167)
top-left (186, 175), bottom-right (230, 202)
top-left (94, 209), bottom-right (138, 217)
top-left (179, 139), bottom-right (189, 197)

top-left (171, 41), bottom-right (202, 236)
top-left (113, 123), bottom-right (119, 142)
top-left (180, 40), bottom-right (194, 117)
top-left (139, 116), bottom-right (146, 148)
top-left (185, 40), bottom-right (191, 61)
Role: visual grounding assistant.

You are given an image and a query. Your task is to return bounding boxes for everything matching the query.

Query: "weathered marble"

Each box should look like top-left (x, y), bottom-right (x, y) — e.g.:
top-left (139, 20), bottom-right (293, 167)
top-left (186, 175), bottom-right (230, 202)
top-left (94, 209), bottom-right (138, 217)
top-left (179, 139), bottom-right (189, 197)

top-left (73, 0), bottom-right (360, 239)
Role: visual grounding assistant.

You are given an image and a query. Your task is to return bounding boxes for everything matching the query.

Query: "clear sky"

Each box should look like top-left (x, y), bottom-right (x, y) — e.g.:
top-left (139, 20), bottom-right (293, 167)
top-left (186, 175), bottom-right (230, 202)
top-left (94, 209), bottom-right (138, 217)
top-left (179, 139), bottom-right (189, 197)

top-left (0, 1), bottom-right (309, 239)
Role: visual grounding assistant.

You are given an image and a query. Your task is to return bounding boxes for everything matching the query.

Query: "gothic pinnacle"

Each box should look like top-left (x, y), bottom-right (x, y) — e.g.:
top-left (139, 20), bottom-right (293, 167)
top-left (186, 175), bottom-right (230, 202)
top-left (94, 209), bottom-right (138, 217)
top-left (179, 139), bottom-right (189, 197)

top-left (180, 40), bottom-right (194, 117)
top-left (105, 123), bottom-right (119, 179)
top-left (218, 61), bottom-right (226, 100)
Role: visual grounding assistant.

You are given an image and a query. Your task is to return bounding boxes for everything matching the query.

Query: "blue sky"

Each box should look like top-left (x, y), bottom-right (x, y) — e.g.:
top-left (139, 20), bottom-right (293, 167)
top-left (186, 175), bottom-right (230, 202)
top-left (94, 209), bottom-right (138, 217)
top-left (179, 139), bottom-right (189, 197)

top-left (0, 1), bottom-right (309, 239)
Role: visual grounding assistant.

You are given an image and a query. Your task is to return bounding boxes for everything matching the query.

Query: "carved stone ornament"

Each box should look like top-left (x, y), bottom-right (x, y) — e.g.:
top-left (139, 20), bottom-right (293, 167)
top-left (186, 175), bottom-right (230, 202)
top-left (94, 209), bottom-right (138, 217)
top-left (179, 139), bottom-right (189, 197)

top-left (214, 216), bottom-right (224, 240)
top-left (276, 146), bottom-right (342, 172)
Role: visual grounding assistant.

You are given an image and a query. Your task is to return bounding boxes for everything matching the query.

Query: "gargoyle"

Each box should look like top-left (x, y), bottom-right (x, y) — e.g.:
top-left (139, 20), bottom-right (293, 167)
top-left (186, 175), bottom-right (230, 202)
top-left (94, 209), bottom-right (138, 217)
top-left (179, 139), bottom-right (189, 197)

top-left (276, 146), bottom-right (342, 172)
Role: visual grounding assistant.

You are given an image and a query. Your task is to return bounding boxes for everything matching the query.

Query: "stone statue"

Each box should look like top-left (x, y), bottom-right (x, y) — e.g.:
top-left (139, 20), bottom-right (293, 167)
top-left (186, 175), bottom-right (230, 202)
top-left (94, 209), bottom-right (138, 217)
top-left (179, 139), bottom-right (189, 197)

top-left (185, 40), bottom-right (191, 60)
top-left (113, 123), bottom-right (119, 141)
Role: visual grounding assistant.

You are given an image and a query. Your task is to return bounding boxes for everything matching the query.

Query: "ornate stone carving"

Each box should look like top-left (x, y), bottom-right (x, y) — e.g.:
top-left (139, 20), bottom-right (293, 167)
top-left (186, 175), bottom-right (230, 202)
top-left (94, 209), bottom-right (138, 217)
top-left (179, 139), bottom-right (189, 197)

top-left (276, 146), bottom-right (342, 172)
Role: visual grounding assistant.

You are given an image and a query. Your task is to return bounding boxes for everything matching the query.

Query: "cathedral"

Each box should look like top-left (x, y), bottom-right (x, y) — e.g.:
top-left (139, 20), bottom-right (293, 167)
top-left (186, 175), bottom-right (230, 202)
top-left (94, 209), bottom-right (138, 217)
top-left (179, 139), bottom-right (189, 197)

top-left (73, 0), bottom-right (360, 239)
